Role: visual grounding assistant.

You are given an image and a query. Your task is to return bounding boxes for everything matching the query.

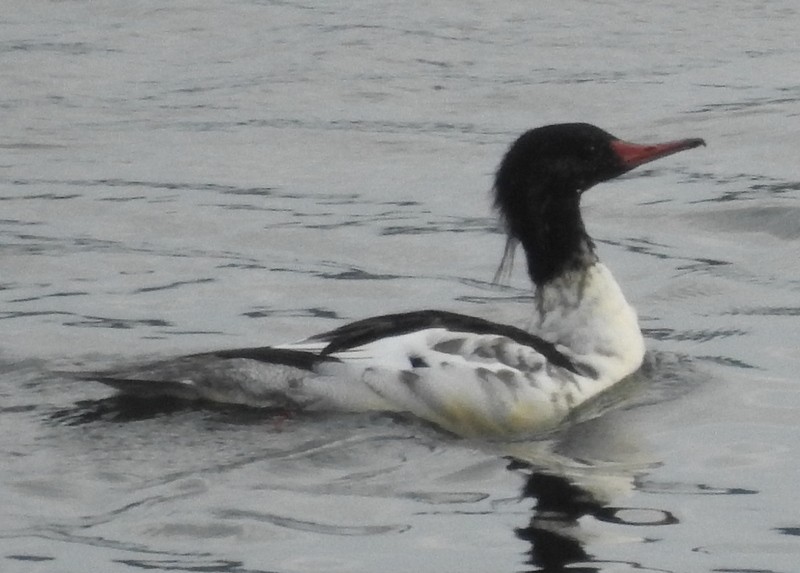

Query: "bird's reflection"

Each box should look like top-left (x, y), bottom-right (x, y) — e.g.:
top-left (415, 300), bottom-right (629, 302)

top-left (513, 466), bottom-right (676, 572)
top-left (500, 396), bottom-right (680, 572)
top-left (516, 471), bottom-right (597, 571)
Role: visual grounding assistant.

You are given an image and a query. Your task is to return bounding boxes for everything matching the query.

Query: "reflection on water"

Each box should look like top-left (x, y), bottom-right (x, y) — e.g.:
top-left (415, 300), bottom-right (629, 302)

top-left (516, 470), bottom-right (677, 572)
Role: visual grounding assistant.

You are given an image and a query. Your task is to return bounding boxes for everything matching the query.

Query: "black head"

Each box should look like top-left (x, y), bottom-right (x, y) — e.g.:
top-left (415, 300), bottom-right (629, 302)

top-left (493, 123), bottom-right (705, 285)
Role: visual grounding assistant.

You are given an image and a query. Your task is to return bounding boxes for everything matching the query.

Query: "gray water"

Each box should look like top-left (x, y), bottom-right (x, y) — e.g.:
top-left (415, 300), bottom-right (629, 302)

top-left (2, 1), bottom-right (800, 571)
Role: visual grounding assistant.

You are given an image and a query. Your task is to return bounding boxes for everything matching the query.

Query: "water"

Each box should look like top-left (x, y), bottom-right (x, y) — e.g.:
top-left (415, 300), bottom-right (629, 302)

top-left (2, 1), bottom-right (799, 571)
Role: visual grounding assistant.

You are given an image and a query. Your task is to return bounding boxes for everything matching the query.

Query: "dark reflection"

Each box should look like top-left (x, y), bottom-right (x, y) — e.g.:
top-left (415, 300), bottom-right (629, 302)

top-left (512, 464), bottom-right (679, 572)
top-left (47, 394), bottom-right (292, 426)
top-left (514, 469), bottom-right (598, 572)
top-left (48, 395), bottom-right (194, 425)
top-left (518, 526), bottom-right (594, 573)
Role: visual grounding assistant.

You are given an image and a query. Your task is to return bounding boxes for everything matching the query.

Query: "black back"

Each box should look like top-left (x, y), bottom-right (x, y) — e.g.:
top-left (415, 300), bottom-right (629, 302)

top-left (310, 309), bottom-right (578, 373)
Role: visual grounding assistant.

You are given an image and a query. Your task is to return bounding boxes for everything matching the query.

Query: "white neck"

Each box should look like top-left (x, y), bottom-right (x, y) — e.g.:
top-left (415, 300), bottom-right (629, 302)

top-left (532, 262), bottom-right (645, 384)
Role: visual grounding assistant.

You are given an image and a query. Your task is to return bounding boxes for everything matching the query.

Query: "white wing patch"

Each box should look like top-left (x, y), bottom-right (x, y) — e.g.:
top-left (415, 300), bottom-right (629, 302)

top-left (281, 328), bottom-right (588, 436)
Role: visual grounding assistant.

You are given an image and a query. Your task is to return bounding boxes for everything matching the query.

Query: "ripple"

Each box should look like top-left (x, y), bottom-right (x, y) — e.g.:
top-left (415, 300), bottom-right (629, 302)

top-left (134, 278), bottom-right (216, 294)
top-left (594, 506), bottom-right (679, 526)
top-left (63, 316), bottom-right (173, 330)
top-left (114, 558), bottom-right (249, 572)
top-left (214, 509), bottom-right (410, 536)
top-left (688, 174), bottom-right (800, 204)
top-left (316, 268), bottom-right (402, 280)
top-left (688, 205), bottom-right (800, 239)
top-left (6, 554), bottom-right (56, 563)
top-left (241, 306), bottom-right (339, 320)
top-left (636, 480), bottom-right (759, 496)
top-left (725, 306), bottom-right (800, 317)
top-left (643, 327), bottom-right (748, 342)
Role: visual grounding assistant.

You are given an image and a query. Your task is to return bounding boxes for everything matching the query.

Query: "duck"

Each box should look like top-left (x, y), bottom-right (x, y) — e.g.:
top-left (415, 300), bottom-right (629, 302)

top-left (93, 123), bottom-right (705, 437)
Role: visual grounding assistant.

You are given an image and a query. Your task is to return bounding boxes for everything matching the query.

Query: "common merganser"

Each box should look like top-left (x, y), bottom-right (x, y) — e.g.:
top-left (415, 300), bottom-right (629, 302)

top-left (93, 123), bottom-right (705, 436)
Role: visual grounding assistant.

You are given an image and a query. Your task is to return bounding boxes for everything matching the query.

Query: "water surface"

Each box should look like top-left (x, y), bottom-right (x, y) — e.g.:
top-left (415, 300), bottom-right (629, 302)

top-left (2, 1), bottom-right (799, 572)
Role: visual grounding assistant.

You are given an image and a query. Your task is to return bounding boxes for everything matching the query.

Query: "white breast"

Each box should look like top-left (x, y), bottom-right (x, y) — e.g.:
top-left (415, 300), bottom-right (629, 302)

top-left (534, 263), bottom-right (645, 390)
